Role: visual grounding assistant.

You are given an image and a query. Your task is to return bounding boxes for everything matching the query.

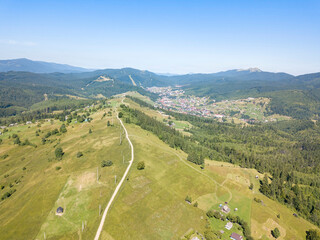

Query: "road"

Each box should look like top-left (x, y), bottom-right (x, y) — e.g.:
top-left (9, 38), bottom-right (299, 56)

top-left (94, 106), bottom-right (134, 240)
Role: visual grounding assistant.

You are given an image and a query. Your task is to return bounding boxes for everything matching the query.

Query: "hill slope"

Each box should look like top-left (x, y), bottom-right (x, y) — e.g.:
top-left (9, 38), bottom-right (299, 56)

top-left (0, 58), bottom-right (90, 73)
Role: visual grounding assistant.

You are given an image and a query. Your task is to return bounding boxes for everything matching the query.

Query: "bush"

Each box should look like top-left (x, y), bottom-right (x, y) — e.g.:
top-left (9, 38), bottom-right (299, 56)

top-left (254, 197), bottom-right (262, 203)
top-left (137, 161), bottom-right (145, 170)
top-left (306, 229), bottom-right (320, 240)
top-left (101, 160), bottom-right (113, 167)
top-left (89, 128), bottom-right (92, 134)
top-left (1, 189), bottom-right (16, 201)
top-left (206, 210), bottom-right (215, 218)
top-left (193, 201), bottom-right (198, 207)
top-left (13, 137), bottom-right (21, 145)
top-left (249, 183), bottom-right (254, 190)
top-left (60, 124), bottom-right (67, 133)
top-left (77, 152), bottom-right (83, 158)
top-left (271, 227), bottom-right (280, 238)
top-left (56, 166), bottom-right (61, 171)
top-left (45, 132), bottom-right (52, 138)
top-left (185, 195), bottom-right (192, 203)
top-left (55, 147), bottom-right (64, 159)
top-left (51, 129), bottom-right (59, 135)
top-left (213, 211), bottom-right (221, 219)
top-left (118, 112), bottom-right (123, 118)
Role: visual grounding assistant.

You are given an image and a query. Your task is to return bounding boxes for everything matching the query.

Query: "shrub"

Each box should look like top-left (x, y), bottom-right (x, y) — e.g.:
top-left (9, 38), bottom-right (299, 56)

top-left (45, 132), bottom-right (52, 138)
top-left (56, 166), bottom-right (61, 171)
top-left (185, 195), bottom-right (192, 203)
top-left (22, 167), bottom-right (26, 171)
top-left (193, 201), bottom-right (198, 207)
top-left (12, 134), bottom-right (18, 138)
top-left (55, 147), bottom-right (64, 159)
top-left (271, 228), bottom-right (280, 238)
top-left (77, 152), bottom-right (83, 158)
top-left (13, 137), bottom-right (21, 145)
top-left (101, 160), bottom-right (113, 167)
top-left (118, 112), bottom-right (123, 118)
top-left (89, 128), bottom-right (92, 134)
top-left (137, 161), bottom-right (145, 170)
top-left (213, 211), bottom-right (221, 219)
top-left (306, 229), bottom-right (320, 240)
top-left (60, 124), bottom-right (67, 133)
top-left (1, 189), bottom-right (16, 201)
top-left (51, 129), bottom-right (59, 135)
top-left (254, 197), bottom-right (262, 203)
top-left (249, 183), bottom-right (254, 190)
top-left (206, 210), bottom-right (215, 218)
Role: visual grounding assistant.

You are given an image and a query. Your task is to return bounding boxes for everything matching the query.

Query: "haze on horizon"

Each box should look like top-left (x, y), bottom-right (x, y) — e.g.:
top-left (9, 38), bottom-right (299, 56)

top-left (0, 0), bottom-right (319, 75)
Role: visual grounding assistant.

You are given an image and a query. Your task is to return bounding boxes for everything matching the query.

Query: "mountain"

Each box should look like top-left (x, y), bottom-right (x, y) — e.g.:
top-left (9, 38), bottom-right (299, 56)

top-left (167, 69), bottom-right (294, 85)
top-left (0, 58), bottom-right (90, 73)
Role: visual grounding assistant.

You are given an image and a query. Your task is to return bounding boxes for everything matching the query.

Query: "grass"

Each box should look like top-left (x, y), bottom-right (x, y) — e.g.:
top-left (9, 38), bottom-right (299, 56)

top-left (0, 97), bottom-right (318, 240)
top-left (0, 106), bottom-right (130, 240)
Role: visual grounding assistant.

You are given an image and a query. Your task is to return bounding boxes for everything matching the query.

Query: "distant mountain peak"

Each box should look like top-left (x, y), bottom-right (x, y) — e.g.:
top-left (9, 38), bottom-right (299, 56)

top-left (0, 58), bottom-right (90, 73)
top-left (237, 68), bottom-right (262, 72)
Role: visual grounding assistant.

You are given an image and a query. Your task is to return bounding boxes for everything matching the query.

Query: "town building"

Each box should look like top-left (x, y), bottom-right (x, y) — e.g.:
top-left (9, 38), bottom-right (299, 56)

top-left (230, 232), bottom-right (243, 240)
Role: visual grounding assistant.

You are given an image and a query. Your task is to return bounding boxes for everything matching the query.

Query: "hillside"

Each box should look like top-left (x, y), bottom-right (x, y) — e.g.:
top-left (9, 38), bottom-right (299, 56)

top-left (0, 58), bottom-right (90, 73)
top-left (0, 98), bottom-right (318, 240)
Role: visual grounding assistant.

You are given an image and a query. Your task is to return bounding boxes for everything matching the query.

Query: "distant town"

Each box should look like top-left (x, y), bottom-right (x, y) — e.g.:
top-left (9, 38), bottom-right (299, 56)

top-left (147, 86), bottom-right (289, 124)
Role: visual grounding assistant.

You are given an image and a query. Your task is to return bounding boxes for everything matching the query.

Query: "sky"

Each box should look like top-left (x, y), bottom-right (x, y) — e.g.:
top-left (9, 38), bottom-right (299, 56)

top-left (0, 0), bottom-right (319, 75)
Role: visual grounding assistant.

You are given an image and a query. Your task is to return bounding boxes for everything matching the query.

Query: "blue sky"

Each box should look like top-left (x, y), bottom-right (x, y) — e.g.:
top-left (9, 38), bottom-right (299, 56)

top-left (0, 0), bottom-right (319, 75)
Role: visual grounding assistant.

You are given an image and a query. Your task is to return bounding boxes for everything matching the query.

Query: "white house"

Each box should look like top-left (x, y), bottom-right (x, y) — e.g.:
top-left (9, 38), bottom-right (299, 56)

top-left (225, 221), bottom-right (233, 230)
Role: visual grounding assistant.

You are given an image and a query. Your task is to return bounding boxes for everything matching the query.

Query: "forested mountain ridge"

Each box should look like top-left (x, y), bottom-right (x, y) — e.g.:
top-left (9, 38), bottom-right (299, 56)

top-left (0, 58), bottom-right (90, 73)
top-left (0, 60), bottom-right (320, 120)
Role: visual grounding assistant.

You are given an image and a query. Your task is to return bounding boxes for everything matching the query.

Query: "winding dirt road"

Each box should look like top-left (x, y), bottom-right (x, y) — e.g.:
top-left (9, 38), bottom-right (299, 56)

top-left (94, 107), bottom-right (134, 240)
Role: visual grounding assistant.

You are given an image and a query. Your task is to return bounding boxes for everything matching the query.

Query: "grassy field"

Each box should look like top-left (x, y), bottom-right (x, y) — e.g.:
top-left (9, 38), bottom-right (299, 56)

top-left (0, 105), bottom-right (130, 240)
top-left (0, 97), bottom-right (318, 240)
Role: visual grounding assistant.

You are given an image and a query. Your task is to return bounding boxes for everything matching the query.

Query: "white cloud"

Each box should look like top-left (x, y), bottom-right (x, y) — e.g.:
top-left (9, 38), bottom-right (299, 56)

top-left (0, 39), bottom-right (36, 46)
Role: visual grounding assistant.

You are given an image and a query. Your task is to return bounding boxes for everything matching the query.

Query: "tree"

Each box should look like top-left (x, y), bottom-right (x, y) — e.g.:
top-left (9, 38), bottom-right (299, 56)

top-left (77, 152), bottom-right (83, 158)
top-left (204, 230), bottom-right (218, 240)
top-left (185, 195), bottom-right (192, 203)
top-left (137, 161), bottom-right (145, 170)
top-left (13, 137), bottom-right (21, 145)
top-left (55, 147), bottom-right (64, 159)
top-left (271, 227), bottom-right (281, 238)
top-left (193, 201), bottom-right (198, 207)
top-left (101, 160), bottom-right (113, 167)
top-left (249, 183), bottom-right (254, 190)
top-left (206, 210), bottom-right (215, 218)
top-left (306, 229), bottom-right (320, 240)
top-left (89, 128), bottom-right (92, 134)
top-left (118, 112), bottom-right (123, 118)
top-left (60, 124), bottom-right (67, 133)
top-left (107, 120), bottom-right (110, 126)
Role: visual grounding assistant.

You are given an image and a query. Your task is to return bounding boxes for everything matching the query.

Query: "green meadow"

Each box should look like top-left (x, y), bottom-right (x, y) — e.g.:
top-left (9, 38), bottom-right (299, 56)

top-left (0, 98), bottom-right (319, 240)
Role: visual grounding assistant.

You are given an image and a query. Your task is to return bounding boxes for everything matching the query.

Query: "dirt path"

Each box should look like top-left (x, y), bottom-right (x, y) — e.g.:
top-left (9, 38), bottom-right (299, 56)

top-left (94, 104), bottom-right (134, 240)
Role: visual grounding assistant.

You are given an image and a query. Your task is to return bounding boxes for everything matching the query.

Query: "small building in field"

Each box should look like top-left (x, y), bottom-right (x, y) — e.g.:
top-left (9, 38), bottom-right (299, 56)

top-left (225, 221), bottom-right (233, 230)
top-left (221, 205), bottom-right (230, 213)
top-left (230, 232), bottom-right (243, 240)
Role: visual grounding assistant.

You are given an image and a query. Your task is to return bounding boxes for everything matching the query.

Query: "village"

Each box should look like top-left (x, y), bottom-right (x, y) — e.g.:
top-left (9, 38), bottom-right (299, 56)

top-left (147, 86), bottom-right (288, 124)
